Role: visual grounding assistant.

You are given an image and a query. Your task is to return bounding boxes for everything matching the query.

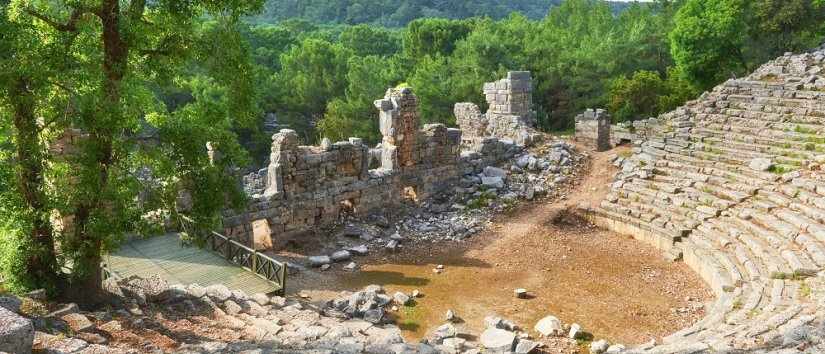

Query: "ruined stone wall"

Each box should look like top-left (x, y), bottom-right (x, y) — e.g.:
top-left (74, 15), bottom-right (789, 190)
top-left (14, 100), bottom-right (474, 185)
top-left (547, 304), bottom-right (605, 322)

top-left (459, 138), bottom-right (524, 175)
top-left (610, 117), bottom-right (661, 146)
top-left (223, 88), bottom-right (464, 250)
top-left (574, 108), bottom-right (611, 151)
top-left (456, 71), bottom-right (542, 147)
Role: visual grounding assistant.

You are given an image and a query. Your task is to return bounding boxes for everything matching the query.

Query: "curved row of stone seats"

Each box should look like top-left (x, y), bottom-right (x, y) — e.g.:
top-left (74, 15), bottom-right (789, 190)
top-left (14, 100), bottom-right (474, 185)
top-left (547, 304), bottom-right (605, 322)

top-left (589, 47), bottom-right (825, 353)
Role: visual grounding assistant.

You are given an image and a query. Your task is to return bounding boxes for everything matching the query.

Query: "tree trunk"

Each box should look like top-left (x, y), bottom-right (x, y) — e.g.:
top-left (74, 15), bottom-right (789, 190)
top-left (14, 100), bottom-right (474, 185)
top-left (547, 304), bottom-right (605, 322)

top-left (67, 0), bottom-right (129, 305)
top-left (10, 75), bottom-right (61, 290)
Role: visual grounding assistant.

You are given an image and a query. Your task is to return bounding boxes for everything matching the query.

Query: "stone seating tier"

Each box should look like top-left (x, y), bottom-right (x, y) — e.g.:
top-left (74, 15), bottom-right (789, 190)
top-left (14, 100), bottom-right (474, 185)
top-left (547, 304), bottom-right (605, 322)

top-left (585, 46), bottom-right (825, 352)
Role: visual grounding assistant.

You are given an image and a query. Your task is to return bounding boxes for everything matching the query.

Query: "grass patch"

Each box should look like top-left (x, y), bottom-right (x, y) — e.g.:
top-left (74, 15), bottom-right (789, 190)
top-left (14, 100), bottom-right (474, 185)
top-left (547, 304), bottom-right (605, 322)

top-left (768, 165), bottom-right (792, 174)
top-left (794, 125), bottom-right (819, 135)
top-left (397, 304), bottom-right (423, 332)
top-left (804, 143), bottom-right (817, 151)
top-left (781, 151), bottom-right (806, 160)
top-left (804, 135), bottom-right (825, 145)
top-left (800, 283), bottom-right (812, 298)
top-left (759, 74), bottom-right (781, 82)
top-left (550, 127), bottom-right (576, 137)
top-left (467, 190), bottom-right (496, 210)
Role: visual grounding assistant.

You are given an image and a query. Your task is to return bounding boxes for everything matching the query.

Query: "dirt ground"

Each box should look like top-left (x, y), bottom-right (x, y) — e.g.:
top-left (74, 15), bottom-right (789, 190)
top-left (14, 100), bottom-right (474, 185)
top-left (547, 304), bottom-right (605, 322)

top-left (283, 146), bottom-right (714, 346)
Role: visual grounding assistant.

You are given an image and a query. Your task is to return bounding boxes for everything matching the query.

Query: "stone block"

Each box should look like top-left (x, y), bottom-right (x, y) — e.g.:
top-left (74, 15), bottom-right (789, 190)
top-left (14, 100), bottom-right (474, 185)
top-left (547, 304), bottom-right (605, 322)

top-left (0, 306), bottom-right (33, 353)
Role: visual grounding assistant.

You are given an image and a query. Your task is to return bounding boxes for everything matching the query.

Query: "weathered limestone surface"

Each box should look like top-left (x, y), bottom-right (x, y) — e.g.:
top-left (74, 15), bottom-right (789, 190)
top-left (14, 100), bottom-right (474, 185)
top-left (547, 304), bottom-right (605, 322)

top-left (455, 71), bottom-right (543, 146)
top-left (224, 86), bottom-right (526, 249)
top-left (583, 45), bottom-right (825, 353)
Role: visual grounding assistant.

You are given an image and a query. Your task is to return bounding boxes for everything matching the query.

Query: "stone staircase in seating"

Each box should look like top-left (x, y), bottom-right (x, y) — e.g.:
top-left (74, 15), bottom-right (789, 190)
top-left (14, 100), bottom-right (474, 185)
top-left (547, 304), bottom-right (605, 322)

top-left (582, 47), bottom-right (825, 353)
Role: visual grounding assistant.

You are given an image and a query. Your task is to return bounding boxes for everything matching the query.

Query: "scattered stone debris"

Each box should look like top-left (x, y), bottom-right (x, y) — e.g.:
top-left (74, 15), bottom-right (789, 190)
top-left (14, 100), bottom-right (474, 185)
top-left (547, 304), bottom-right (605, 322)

top-left (296, 138), bottom-right (586, 272)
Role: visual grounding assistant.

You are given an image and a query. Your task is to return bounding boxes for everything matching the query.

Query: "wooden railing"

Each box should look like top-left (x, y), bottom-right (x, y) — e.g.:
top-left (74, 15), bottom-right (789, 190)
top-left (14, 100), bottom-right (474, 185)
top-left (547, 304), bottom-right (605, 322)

top-left (180, 216), bottom-right (287, 295)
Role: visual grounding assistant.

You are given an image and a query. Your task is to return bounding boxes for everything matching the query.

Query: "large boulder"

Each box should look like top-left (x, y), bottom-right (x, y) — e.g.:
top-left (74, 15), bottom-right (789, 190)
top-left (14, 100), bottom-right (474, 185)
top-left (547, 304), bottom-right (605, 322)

top-left (61, 313), bottom-right (95, 333)
top-left (331, 250), bottom-right (352, 262)
top-left (430, 323), bottom-right (457, 344)
top-left (515, 339), bottom-right (539, 354)
top-left (534, 315), bottom-right (563, 337)
top-left (481, 176), bottom-right (505, 189)
top-left (393, 292), bottom-right (411, 306)
top-left (590, 339), bottom-right (609, 354)
top-left (480, 328), bottom-right (516, 353)
top-left (749, 158), bottom-right (773, 172)
top-left (205, 284), bottom-right (232, 302)
top-left (483, 166), bottom-right (508, 178)
top-left (0, 306), bottom-right (33, 354)
top-left (0, 296), bottom-right (22, 313)
top-left (309, 255), bottom-right (332, 267)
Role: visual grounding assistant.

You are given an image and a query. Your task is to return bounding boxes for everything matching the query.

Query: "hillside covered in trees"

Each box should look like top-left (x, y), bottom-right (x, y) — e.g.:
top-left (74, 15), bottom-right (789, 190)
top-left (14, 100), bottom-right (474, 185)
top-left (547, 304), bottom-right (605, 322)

top-left (242, 0), bottom-right (825, 151)
top-left (248, 0), bottom-right (634, 27)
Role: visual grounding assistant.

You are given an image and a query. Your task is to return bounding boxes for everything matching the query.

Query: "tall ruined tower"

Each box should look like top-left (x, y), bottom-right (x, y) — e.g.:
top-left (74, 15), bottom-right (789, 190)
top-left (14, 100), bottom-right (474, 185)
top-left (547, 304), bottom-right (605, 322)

top-left (374, 87), bottom-right (420, 170)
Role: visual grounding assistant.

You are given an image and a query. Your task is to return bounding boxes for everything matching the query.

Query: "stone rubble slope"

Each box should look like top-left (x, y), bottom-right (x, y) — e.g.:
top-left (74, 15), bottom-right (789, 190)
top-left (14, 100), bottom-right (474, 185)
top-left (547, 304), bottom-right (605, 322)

top-left (2, 275), bottom-right (586, 354)
top-left (301, 140), bottom-right (585, 271)
top-left (586, 46), bottom-right (825, 353)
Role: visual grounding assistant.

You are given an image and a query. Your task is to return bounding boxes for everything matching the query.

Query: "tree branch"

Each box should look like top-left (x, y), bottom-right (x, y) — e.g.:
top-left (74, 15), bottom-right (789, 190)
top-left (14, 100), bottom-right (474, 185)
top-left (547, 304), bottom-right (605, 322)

top-left (127, 0), bottom-right (147, 22)
top-left (25, 7), bottom-right (93, 32)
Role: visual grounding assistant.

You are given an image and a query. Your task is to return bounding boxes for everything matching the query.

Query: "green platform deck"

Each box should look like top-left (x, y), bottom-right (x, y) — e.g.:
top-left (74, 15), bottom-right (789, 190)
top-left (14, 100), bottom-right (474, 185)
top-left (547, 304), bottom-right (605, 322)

top-left (105, 233), bottom-right (281, 295)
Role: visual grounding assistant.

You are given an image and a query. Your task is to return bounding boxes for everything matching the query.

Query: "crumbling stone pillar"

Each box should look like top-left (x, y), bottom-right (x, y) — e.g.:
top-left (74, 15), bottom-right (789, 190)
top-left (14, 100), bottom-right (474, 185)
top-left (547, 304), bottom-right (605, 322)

top-left (574, 109), bottom-right (611, 152)
top-left (374, 87), bottom-right (420, 170)
top-left (455, 71), bottom-right (541, 146)
top-left (484, 71), bottom-right (533, 117)
top-left (264, 129), bottom-right (300, 197)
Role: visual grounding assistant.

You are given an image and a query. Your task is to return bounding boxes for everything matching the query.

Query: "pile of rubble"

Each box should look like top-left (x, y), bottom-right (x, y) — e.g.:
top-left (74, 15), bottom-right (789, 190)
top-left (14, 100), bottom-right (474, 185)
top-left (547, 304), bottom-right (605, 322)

top-left (303, 140), bottom-right (585, 270)
top-left (1, 276), bottom-right (430, 353)
top-left (1, 276), bottom-right (602, 354)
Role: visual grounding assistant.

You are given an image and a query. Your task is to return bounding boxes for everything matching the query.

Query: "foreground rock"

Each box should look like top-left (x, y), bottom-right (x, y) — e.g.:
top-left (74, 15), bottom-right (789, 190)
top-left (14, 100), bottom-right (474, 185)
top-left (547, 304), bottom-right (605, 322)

top-left (0, 306), bottom-right (33, 354)
top-left (480, 328), bottom-right (516, 352)
top-left (535, 315), bottom-right (563, 337)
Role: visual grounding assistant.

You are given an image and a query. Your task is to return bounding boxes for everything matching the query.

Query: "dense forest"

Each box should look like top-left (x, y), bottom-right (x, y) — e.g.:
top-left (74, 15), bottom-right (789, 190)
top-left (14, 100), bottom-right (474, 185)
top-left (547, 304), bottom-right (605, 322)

top-left (248, 0), bottom-right (633, 27)
top-left (1, 0), bottom-right (824, 299)
top-left (243, 0), bottom-right (825, 150)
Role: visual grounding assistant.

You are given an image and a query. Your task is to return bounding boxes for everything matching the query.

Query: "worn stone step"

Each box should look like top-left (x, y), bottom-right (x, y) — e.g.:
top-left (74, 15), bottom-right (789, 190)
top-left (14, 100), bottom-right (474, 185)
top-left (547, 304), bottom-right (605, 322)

top-left (745, 304), bottom-right (803, 337)
top-left (683, 240), bottom-right (736, 294)
top-left (732, 226), bottom-right (792, 279)
top-left (779, 249), bottom-right (819, 277)
top-left (794, 233), bottom-right (825, 267)
top-left (725, 283), bottom-right (765, 325)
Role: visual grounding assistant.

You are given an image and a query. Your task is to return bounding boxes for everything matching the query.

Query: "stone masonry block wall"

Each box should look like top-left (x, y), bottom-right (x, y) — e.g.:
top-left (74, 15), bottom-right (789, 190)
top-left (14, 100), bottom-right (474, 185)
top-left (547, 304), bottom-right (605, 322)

top-left (456, 71), bottom-right (542, 147)
top-left (610, 117), bottom-right (661, 146)
top-left (223, 88), bottom-right (466, 249)
top-left (574, 108), bottom-right (611, 151)
top-left (484, 71), bottom-right (532, 116)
